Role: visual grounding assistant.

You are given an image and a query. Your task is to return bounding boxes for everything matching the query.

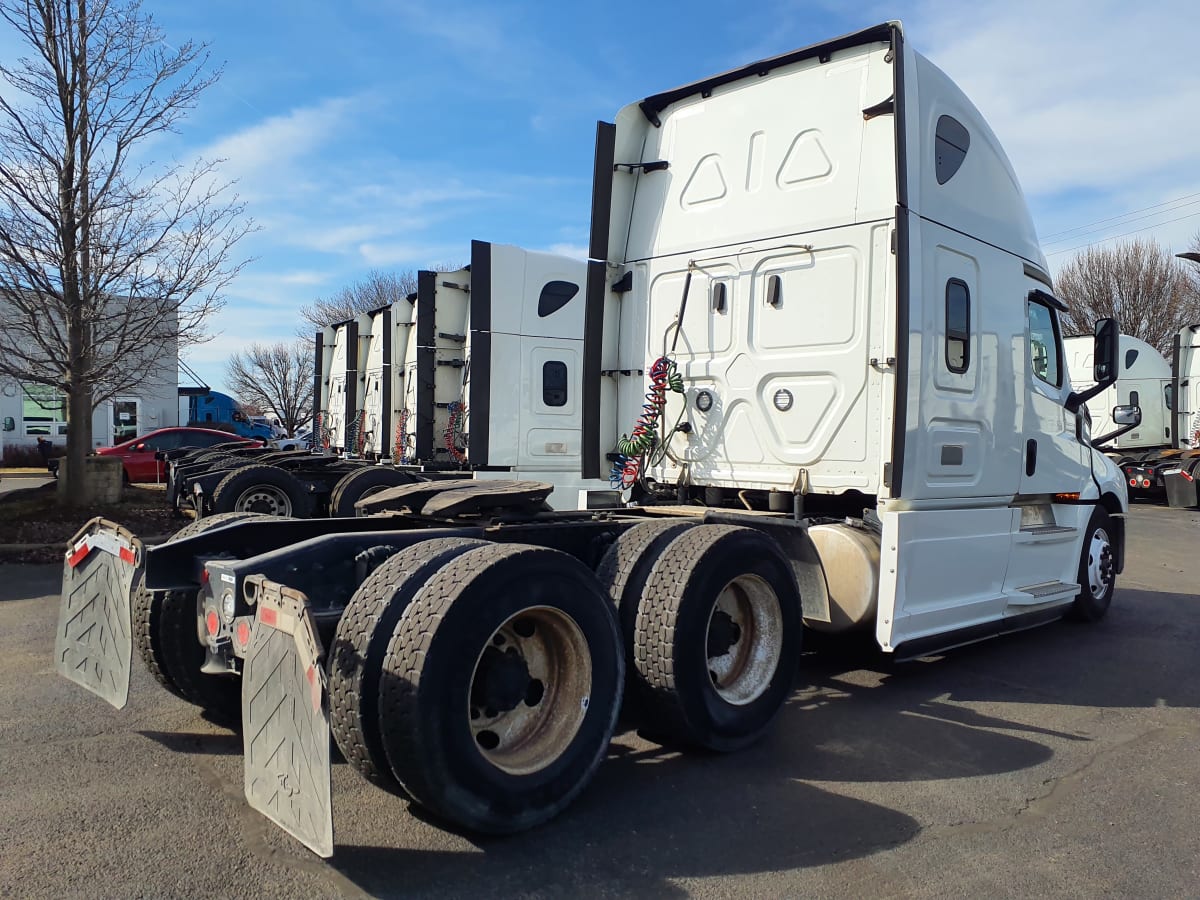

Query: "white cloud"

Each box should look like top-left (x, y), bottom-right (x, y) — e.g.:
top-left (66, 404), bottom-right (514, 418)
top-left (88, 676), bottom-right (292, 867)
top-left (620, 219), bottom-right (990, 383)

top-left (544, 242), bottom-right (588, 261)
top-left (903, 1), bottom-right (1200, 206)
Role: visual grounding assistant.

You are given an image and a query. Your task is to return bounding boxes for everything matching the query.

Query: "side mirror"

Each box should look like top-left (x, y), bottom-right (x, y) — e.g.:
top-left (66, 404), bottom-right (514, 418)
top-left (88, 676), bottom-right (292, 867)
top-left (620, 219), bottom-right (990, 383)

top-left (1093, 404), bottom-right (1142, 446)
top-left (1, 416), bottom-right (13, 432)
top-left (1093, 317), bottom-right (1118, 384)
top-left (1112, 404), bottom-right (1141, 427)
top-left (134, 442), bottom-right (146, 451)
top-left (1067, 316), bottom-right (1120, 413)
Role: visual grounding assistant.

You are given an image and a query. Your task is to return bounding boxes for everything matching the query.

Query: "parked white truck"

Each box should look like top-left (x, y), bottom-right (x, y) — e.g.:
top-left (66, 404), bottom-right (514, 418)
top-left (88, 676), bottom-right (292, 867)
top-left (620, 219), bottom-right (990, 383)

top-left (56, 22), bottom-right (1129, 858)
top-left (314, 240), bottom-right (610, 508)
top-left (1067, 325), bottom-right (1200, 506)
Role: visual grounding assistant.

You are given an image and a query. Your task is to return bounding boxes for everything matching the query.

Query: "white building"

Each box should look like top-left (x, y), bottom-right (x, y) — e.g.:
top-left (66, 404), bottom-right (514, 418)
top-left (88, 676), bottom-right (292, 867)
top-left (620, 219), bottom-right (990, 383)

top-left (0, 334), bottom-right (179, 453)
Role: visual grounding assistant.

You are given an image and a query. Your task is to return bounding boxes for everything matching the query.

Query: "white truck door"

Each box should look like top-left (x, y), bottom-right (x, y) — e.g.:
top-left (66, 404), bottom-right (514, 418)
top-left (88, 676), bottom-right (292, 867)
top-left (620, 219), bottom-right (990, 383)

top-left (1020, 290), bottom-right (1086, 496)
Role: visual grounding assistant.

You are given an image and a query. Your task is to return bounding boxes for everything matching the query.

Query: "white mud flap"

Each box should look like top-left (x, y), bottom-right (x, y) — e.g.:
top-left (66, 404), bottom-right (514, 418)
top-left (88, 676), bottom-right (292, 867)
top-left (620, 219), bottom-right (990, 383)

top-left (241, 576), bottom-right (334, 858)
top-left (55, 518), bottom-right (142, 709)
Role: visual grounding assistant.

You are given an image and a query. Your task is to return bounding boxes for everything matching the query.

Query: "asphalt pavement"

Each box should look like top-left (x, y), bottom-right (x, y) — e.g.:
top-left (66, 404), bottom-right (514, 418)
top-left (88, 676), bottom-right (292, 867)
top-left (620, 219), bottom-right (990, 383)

top-left (0, 503), bottom-right (1197, 898)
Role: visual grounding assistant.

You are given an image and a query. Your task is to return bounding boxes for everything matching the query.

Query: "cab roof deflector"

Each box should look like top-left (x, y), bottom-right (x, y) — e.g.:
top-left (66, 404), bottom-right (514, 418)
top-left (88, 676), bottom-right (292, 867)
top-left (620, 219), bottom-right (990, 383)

top-left (638, 23), bottom-right (897, 127)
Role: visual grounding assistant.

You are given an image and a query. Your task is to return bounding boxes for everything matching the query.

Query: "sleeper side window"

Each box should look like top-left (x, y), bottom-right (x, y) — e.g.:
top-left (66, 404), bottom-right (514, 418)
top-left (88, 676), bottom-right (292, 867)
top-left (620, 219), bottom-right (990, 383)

top-left (1026, 299), bottom-right (1063, 388)
top-left (945, 279), bottom-right (970, 373)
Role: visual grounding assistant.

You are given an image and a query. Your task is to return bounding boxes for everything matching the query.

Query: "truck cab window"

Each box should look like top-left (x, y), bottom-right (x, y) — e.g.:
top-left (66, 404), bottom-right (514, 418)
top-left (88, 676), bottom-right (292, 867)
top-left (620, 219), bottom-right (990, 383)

top-left (1026, 300), bottom-right (1063, 388)
top-left (945, 279), bottom-right (970, 373)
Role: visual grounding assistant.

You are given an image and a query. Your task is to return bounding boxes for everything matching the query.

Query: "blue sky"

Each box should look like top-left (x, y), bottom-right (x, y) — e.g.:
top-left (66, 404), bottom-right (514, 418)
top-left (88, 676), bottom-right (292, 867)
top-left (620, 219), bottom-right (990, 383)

top-left (134, 0), bottom-right (1199, 392)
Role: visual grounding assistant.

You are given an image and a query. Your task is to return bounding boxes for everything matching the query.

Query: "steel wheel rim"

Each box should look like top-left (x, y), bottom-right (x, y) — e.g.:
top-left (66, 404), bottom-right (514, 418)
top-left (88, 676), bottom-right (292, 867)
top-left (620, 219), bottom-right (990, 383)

top-left (705, 573), bottom-right (783, 706)
top-left (235, 485), bottom-right (292, 516)
top-left (467, 606), bottom-right (592, 776)
top-left (1087, 526), bottom-right (1114, 599)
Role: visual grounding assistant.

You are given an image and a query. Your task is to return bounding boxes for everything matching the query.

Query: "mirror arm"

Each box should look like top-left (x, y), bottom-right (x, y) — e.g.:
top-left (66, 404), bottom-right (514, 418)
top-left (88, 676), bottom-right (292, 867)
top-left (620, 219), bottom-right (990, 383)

top-left (1092, 421), bottom-right (1139, 447)
top-left (1066, 376), bottom-right (1113, 414)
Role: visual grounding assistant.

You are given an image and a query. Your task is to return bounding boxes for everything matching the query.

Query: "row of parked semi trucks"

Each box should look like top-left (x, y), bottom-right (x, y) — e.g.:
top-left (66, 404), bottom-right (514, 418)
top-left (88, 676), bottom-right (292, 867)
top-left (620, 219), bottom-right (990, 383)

top-left (55, 21), bottom-right (1172, 859)
top-left (165, 297), bottom-right (1200, 523)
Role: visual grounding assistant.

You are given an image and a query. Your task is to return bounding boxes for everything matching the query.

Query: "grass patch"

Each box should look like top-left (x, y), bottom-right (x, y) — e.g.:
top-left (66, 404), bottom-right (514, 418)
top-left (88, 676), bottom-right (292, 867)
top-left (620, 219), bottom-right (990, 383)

top-left (0, 483), bottom-right (183, 563)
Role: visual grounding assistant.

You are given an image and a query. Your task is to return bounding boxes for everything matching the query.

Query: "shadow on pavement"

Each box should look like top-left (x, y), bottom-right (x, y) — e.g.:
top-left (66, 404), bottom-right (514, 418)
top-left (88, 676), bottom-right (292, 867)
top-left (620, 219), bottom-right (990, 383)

top-left (0, 563), bottom-right (61, 602)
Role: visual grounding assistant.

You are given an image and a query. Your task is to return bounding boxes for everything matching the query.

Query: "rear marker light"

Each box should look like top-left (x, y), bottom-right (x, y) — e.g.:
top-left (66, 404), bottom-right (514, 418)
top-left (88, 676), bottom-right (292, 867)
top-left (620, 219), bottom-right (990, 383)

top-left (1142, 479), bottom-right (1151, 488)
top-left (1130, 479), bottom-right (1137, 487)
top-left (205, 611), bottom-right (220, 637)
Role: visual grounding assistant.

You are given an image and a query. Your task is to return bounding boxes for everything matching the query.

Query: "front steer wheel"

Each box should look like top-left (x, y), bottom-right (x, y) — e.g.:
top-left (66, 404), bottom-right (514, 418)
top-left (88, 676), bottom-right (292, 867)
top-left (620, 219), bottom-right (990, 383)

top-left (1069, 508), bottom-right (1116, 622)
top-left (377, 543), bottom-right (623, 834)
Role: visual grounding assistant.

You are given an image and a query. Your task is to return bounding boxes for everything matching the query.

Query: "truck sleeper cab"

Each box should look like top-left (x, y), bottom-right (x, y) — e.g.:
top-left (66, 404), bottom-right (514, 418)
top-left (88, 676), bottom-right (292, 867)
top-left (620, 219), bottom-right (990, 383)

top-left (583, 20), bottom-right (1128, 654)
top-left (55, 22), bottom-right (1128, 858)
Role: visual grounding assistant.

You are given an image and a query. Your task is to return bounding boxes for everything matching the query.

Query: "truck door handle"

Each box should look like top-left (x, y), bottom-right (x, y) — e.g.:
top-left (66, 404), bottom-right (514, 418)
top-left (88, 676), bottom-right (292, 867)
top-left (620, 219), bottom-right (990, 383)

top-left (1025, 439), bottom-right (1038, 476)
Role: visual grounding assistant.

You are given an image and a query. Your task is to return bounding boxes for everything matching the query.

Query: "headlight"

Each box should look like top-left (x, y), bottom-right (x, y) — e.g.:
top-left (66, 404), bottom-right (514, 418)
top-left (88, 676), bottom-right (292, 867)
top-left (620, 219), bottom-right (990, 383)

top-left (221, 589), bottom-right (236, 623)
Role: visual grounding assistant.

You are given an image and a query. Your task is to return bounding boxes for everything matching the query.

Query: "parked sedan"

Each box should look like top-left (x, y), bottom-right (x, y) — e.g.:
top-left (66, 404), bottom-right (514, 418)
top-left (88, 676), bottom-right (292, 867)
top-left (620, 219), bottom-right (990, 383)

top-left (270, 429), bottom-right (314, 451)
top-left (94, 427), bottom-right (259, 483)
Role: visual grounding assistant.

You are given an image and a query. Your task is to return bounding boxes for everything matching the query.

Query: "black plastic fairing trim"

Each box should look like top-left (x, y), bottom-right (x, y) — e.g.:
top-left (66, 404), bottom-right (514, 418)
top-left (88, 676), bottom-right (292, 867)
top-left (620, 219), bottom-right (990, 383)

top-left (380, 307), bottom-right (392, 459)
top-left (312, 331), bottom-right (322, 438)
top-left (1023, 262), bottom-right (1054, 290)
top-left (892, 606), bottom-right (1063, 661)
top-left (589, 122), bottom-right (616, 262)
top-left (638, 23), bottom-right (895, 125)
top-left (1170, 331), bottom-right (1181, 450)
top-left (344, 320), bottom-right (358, 451)
top-left (469, 240), bottom-right (492, 467)
top-left (581, 259), bottom-right (606, 479)
top-left (415, 270), bottom-right (436, 461)
top-left (889, 23), bottom-right (909, 497)
top-left (1028, 288), bottom-right (1068, 313)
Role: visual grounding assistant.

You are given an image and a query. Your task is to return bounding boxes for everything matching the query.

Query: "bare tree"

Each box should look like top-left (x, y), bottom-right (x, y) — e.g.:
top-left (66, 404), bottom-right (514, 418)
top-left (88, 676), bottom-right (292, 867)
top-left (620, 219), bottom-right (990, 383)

top-left (225, 341), bottom-right (313, 437)
top-left (299, 270), bottom-right (420, 330)
top-left (1055, 238), bottom-right (1200, 355)
top-left (0, 0), bottom-right (251, 500)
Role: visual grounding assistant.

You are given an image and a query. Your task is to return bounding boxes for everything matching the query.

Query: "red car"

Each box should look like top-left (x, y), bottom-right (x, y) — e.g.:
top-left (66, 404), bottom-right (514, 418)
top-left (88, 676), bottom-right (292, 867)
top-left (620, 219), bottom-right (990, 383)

top-left (95, 427), bottom-right (259, 483)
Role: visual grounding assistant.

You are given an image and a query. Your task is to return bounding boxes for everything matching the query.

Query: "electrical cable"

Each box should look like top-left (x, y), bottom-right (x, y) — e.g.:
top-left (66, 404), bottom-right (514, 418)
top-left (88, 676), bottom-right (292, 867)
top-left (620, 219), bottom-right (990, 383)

top-left (610, 356), bottom-right (684, 489)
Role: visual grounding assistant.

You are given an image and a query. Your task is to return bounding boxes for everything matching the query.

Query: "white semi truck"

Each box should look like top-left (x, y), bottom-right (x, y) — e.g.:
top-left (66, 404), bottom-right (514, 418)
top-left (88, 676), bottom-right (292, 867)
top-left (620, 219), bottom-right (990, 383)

top-left (56, 22), bottom-right (1130, 858)
top-left (314, 240), bottom-right (610, 508)
top-left (1067, 325), bottom-right (1200, 506)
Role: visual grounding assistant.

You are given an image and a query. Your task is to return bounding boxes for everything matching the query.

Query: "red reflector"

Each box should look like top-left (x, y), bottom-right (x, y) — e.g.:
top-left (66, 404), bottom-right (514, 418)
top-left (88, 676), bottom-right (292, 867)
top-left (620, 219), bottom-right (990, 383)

top-left (260, 606), bottom-right (278, 628)
top-left (200, 569), bottom-right (210, 585)
top-left (1183, 471), bottom-right (1195, 483)
top-left (119, 546), bottom-right (135, 565)
top-left (236, 619), bottom-right (251, 647)
top-left (67, 543), bottom-right (89, 568)
top-left (205, 611), bottom-right (219, 636)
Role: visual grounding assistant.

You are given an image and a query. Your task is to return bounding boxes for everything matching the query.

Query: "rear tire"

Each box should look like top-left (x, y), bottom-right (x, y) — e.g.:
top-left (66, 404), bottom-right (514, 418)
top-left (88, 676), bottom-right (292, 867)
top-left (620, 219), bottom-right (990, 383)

top-left (329, 537), bottom-right (487, 792)
top-left (595, 519), bottom-right (695, 716)
top-left (633, 525), bottom-right (802, 752)
top-left (378, 544), bottom-right (623, 834)
top-left (211, 464), bottom-right (310, 518)
top-left (329, 467), bottom-right (421, 518)
top-left (135, 512), bottom-right (289, 721)
top-left (1069, 508), bottom-right (1116, 622)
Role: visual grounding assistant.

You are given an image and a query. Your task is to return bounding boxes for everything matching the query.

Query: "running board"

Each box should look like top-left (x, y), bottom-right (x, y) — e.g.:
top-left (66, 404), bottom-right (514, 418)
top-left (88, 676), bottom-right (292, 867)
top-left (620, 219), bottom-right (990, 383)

top-left (241, 576), bottom-right (334, 858)
top-left (1006, 580), bottom-right (1079, 607)
top-left (892, 607), bottom-right (1065, 661)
